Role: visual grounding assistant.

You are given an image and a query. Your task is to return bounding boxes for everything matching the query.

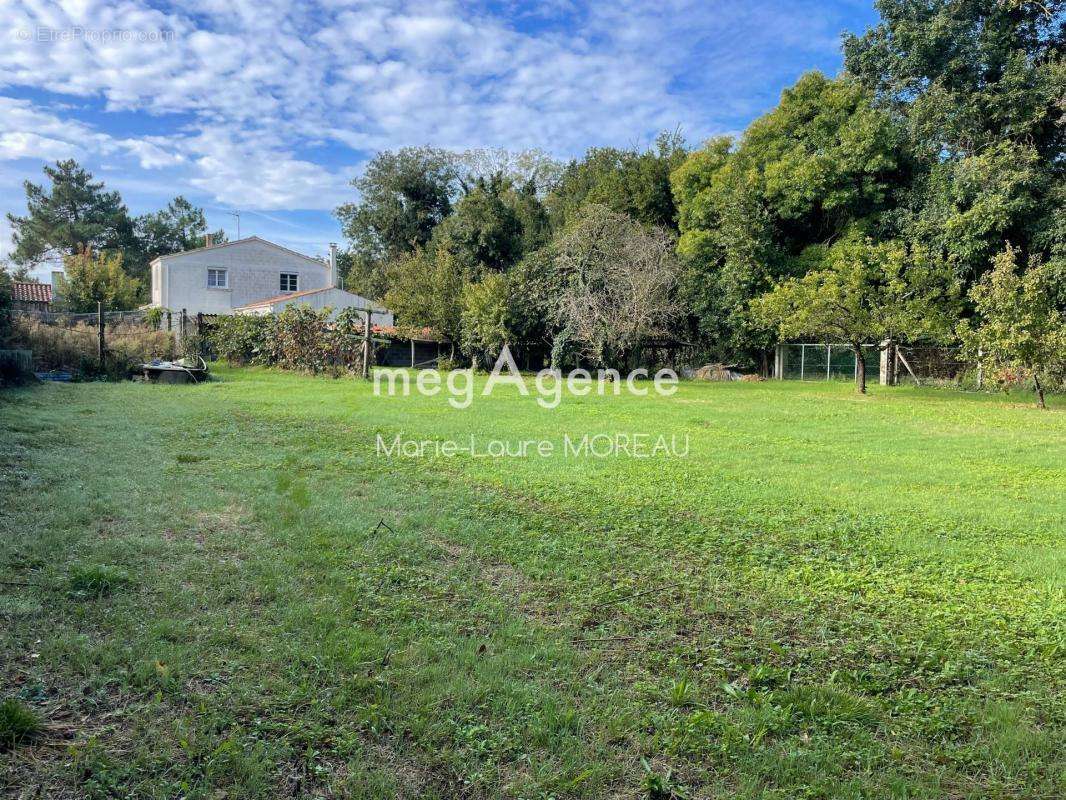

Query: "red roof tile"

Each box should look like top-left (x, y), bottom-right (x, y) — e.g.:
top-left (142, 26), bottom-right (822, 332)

top-left (12, 282), bottom-right (52, 303)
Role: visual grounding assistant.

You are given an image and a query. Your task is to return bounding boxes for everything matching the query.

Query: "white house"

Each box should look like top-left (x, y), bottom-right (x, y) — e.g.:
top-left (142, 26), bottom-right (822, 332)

top-left (148, 236), bottom-right (390, 323)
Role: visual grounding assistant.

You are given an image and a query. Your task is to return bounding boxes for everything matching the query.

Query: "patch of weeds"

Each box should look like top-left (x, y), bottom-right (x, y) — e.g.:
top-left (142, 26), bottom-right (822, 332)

top-left (744, 663), bottom-right (791, 690)
top-left (641, 758), bottom-right (687, 799)
top-left (67, 564), bottom-right (132, 599)
top-left (176, 453), bottom-right (208, 464)
top-left (660, 710), bottom-right (749, 759)
top-left (129, 658), bottom-right (181, 692)
top-left (667, 676), bottom-right (695, 708)
top-left (776, 684), bottom-right (880, 729)
top-left (0, 698), bottom-right (42, 750)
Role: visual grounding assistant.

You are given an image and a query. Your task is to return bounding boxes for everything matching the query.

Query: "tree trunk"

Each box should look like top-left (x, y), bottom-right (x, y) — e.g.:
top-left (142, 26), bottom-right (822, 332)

top-left (759, 349), bottom-right (769, 378)
top-left (1033, 372), bottom-right (1047, 409)
top-left (854, 344), bottom-right (866, 394)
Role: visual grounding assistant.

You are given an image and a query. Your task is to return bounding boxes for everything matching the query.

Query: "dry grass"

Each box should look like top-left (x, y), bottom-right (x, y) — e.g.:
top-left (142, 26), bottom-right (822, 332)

top-left (10, 316), bottom-right (176, 376)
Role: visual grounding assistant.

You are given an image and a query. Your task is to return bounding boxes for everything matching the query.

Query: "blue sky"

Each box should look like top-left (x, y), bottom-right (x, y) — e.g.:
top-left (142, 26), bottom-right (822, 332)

top-left (1, 0), bottom-right (880, 280)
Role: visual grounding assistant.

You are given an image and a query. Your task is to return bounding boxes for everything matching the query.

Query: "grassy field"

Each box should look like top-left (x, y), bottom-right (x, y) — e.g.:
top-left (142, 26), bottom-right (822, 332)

top-left (1, 367), bottom-right (1064, 799)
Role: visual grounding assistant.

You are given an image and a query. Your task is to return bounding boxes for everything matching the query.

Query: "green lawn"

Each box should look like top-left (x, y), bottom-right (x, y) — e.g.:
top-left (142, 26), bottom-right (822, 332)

top-left (1, 368), bottom-right (1064, 799)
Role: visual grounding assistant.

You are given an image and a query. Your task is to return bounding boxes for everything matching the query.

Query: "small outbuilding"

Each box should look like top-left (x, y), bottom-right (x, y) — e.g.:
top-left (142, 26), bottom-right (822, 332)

top-left (11, 282), bottom-right (53, 312)
top-left (233, 286), bottom-right (394, 327)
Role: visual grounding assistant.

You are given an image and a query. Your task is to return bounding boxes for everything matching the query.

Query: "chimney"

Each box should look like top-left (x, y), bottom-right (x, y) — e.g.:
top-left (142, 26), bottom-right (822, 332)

top-left (205, 233), bottom-right (215, 248)
top-left (328, 242), bottom-right (338, 288)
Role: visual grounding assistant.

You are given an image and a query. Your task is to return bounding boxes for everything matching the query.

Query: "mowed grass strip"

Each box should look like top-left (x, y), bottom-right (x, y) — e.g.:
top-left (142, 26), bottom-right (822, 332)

top-left (1, 369), bottom-right (1063, 799)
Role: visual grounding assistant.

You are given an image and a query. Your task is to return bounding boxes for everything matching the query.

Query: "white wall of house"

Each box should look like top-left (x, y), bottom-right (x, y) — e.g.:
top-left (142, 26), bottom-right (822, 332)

top-left (152, 237), bottom-right (329, 315)
top-left (237, 288), bottom-right (395, 326)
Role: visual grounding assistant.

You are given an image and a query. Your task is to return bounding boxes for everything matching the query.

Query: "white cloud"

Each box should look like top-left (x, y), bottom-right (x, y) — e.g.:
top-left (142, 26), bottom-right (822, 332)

top-left (0, 0), bottom-right (858, 215)
top-left (183, 129), bottom-right (348, 209)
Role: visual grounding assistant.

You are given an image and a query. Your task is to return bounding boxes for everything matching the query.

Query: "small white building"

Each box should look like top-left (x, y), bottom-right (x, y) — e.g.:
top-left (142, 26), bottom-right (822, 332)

top-left (149, 235), bottom-right (388, 318)
top-left (233, 285), bottom-right (394, 325)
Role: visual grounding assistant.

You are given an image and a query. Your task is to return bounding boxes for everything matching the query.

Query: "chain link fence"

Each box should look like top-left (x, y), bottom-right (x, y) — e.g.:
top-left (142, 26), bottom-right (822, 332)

top-left (774, 343), bottom-right (880, 381)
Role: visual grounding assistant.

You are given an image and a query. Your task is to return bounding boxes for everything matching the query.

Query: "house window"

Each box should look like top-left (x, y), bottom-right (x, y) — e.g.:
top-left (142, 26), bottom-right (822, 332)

top-left (280, 272), bottom-right (298, 292)
top-left (207, 268), bottom-right (228, 288)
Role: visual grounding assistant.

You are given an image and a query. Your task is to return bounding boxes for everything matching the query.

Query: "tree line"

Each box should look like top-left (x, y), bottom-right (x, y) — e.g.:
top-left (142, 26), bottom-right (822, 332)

top-left (333, 1), bottom-right (1064, 400)
top-left (2, 159), bottom-right (224, 311)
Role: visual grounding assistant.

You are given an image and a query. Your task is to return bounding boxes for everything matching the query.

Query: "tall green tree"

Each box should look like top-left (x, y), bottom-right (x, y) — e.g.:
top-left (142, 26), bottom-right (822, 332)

top-left (131, 197), bottom-right (225, 278)
top-left (844, 0), bottom-right (1065, 279)
top-left (334, 147), bottom-right (461, 288)
top-left (7, 160), bottom-right (133, 268)
top-left (434, 175), bottom-right (524, 275)
top-left (672, 73), bottom-right (912, 366)
top-left (844, 0), bottom-right (1063, 159)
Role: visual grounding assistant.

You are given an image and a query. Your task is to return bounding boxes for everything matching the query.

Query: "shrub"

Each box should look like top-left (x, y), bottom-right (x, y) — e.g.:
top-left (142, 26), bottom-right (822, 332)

top-left (207, 314), bottom-right (274, 365)
top-left (144, 306), bottom-right (165, 329)
top-left (207, 306), bottom-right (369, 376)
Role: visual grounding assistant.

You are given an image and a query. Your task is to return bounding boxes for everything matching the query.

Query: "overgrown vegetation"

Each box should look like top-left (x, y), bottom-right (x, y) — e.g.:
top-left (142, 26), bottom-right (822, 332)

top-left (207, 306), bottom-right (377, 375)
top-left (2, 371), bottom-right (1063, 797)
top-left (7, 314), bottom-right (175, 378)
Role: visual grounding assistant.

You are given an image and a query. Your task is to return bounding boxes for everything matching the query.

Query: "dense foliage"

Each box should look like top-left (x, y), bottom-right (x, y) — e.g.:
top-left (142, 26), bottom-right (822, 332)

top-left (207, 306), bottom-right (374, 376)
top-left (338, 141), bottom-right (686, 370)
top-left (54, 250), bottom-right (142, 313)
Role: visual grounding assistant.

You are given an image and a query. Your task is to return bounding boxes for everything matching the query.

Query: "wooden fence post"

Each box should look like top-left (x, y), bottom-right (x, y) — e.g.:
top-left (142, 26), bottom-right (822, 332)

top-left (880, 339), bottom-right (896, 385)
top-left (97, 301), bottom-right (105, 374)
top-left (361, 309), bottom-right (372, 380)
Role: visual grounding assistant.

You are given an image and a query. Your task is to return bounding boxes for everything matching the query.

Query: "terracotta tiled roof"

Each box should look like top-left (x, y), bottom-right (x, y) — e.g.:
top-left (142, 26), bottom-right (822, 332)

top-left (12, 282), bottom-right (52, 303)
top-left (235, 287), bottom-right (331, 309)
top-left (235, 286), bottom-right (389, 312)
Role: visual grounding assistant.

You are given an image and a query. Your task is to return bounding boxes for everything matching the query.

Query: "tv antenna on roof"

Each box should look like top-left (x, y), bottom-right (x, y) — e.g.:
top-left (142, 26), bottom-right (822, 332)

top-left (229, 210), bottom-right (241, 239)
